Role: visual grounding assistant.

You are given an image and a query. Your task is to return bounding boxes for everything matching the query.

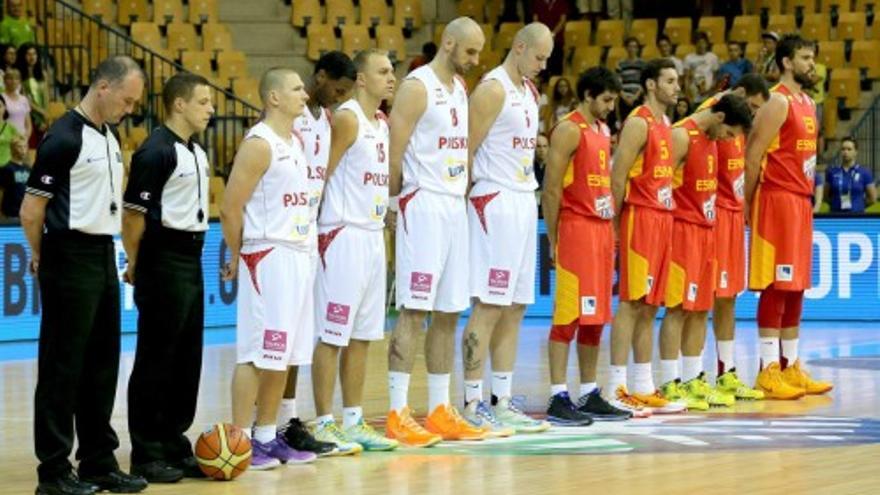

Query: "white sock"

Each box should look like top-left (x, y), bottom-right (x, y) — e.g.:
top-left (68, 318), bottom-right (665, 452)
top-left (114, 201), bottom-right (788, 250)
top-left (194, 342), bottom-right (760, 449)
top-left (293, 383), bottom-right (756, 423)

top-left (491, 371), bottom-right (513, 400)
top-left (278, 398), bottom-right (297, 424)
top-left (316, 414), bottom-right (334, 427)
top-left (464, 380), bottom-right (483, 404)
top-left (342, 407), bottom-right (362, 429)
top-left (253, 424), bottom-right (276, 444)
top-left (781, 338), bottom-right (799, 367)
top-left (388, 371), bottom-right (410, 412)
top-left (550, 383), bottom-right (568, 396)
top-left (632, 362), bottom-right (654, 394)
top-left (716, 340), bottom-right (735, 373)
top-left (760, 336), bottom-right (780, 370)
top-left (427, 373), bottom-right (450, 413)
top-left (660, 359), bottom-right (680, 385)
top-left (579, 382), bottom-right (597, 397)
top-left (606, 365), bottom-right (627, 396)
top-left (682, 355), bottom-right (702, 382)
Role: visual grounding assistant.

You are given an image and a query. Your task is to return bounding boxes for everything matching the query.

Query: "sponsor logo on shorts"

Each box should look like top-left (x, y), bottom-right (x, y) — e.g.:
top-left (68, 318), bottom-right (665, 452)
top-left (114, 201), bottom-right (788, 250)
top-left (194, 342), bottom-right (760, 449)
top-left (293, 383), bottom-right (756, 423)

top-left (263, 329), bottom-right (287, 352)
top-left (323, 328), bottom-right (343, 338)
top-left (720, 271), bottom-right (729, 289)
top-left (581, 296), bottom-right (597, 316)
top-left (488, 269), bottom-right (511, 289)
top-left (411, 272), bottom-right (433, 294)
top-left (776, 264), bottom-right (794, 282)
top-left (687, 283), bottom-right (698, 302)
top-left (646, 275), bottom-right (655, 292)
top-left (326, 302), bottom-right (351, 325)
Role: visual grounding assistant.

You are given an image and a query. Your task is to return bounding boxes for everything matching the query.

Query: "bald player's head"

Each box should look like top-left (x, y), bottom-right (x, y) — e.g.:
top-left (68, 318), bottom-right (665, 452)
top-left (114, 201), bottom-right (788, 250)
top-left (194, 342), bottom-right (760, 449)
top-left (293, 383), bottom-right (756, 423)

top-left (509, 22), bottom-right (554, 80)
top-left (439, 16), bottom-right (485, 75)
top-left (259, 67), bottom-right (308, 118)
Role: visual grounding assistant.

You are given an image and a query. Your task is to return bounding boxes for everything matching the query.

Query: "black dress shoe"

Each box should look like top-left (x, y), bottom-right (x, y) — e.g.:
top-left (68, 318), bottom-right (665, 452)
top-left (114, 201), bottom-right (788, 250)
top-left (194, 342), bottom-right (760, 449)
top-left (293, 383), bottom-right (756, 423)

top-left (131, 461), bottom-right (184, 483)
top-left (35, 471), bottom-right (97, 495)
top-left (173, 457), bottom-right (206, 479)
top-left (79, 470), bottom-right (147, 494)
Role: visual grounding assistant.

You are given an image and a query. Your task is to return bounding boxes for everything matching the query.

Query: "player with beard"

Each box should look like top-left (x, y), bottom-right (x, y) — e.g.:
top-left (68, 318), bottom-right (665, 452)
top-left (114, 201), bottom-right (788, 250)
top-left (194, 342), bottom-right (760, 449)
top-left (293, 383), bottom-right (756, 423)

top-left (745, 34), bottom-right (833, 399)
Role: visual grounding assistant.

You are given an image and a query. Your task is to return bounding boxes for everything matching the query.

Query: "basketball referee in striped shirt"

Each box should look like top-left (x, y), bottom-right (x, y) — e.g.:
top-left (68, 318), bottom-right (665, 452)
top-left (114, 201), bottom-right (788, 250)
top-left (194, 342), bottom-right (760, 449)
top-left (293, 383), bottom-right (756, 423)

top-left (122, 73), bottom-right (214, 483)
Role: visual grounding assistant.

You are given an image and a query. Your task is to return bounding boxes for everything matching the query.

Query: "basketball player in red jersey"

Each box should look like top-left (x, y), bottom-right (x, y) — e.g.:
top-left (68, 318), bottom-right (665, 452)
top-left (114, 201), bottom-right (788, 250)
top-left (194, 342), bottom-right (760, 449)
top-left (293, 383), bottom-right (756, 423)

top-left (656, 94), bottom-right (753, 411)
top-left (745, 34), bottom-right (833, 399)
top-left (606, 59), bottom-right (684, 414)
top-left (541, 67), bottom-right (633, 424)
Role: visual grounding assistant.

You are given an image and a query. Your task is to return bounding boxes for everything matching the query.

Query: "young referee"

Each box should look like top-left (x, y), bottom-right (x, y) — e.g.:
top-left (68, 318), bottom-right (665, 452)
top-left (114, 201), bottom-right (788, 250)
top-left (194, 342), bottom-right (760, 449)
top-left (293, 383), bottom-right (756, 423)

top-left (20, 56), bottom-right (147, 495)
top-left (122, 73), bottom-right (214, 483)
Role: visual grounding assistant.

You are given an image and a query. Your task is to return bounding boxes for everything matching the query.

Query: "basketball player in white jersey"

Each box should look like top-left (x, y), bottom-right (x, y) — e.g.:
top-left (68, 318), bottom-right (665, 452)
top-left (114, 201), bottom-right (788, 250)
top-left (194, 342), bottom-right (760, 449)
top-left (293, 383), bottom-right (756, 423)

top-left (220, 68), bottom-right (318, 470)
top-left (384, 17), bottom-right (487, 447)
top-left (281, 53), bottom-right (355, 457)
top-left (308, 49), bottom-right (398, 452)
top-left (460, 23), bottom-right (554, 435)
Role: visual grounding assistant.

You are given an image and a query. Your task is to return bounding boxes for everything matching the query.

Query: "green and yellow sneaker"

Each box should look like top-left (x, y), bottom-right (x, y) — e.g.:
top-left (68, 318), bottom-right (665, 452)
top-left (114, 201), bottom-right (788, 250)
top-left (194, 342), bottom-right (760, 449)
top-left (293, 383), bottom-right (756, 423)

top-left (717, 369), bottom-right (765, 400)
top-left (345, 419), bottom-right (399, 451)
top-left (683, 373), bottom-right (735, 408)
top-left (662, 378), bottom-right (709, 411)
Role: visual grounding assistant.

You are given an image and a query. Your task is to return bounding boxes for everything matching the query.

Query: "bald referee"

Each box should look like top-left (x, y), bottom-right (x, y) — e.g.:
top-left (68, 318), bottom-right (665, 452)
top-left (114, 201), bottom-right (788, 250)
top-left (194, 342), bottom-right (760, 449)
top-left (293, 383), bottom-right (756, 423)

top-left (123, 73), bottom-right (214, 483)
top-left (20, 56), bottom-right (147, 495)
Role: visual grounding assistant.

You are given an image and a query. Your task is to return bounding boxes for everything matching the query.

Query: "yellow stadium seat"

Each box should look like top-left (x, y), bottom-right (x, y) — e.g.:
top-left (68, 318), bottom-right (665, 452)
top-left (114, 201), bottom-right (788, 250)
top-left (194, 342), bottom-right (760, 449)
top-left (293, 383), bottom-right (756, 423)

top-left (822, 99), bottom-right (837, 138)
top-left (713, 43), bottom-right (729, 60)
top-left (817, 40), bottom-right (845, 69)
top-left (203, 23), bottom-right (233, 55)
top-left (341, 24), bottom-right (373, 57)
top-left (167, 22), bottom-right (199, 56)
top-left (786, 0), bottom-right (817, 15)
top-left (480, 23), bottom-right (495, 44)
top-left (564, 21), bottom-right (591, 52)
top-left (822, 0), bottom-right (852, 14)
top-left (153, 0), bottom-right (184, 25)
top-left (800, 14), bottom-right (830, 41)
top-left (836, 12), bottom-right (866, 40)
top-left (457, 0), bottom-right (485, 21)
top-left (855, 0), bottom-right (878, 12)
top-left (629, 19), bottom-right (658, 49)
top-left (125, 127), bottom-right (149, 151)
top-left (697, 17), bottom-right (725, 46)
top-left (291, 0), bottom-right (321, 28)
top-left (595, 19), bottom-right (625, 48)
top-left (375, 25), bottom-right (406, 63)
top-left (729, 16), bottom-right (761, 43)
top-left (567, 46), bottom-right (602, 76)
top-left (767, 15), bottom-right (796, 36)
top-left (850, 40), bottom-right (880, 78)
top-left (118, 0), bottom-right (149, 26)
top-left (189, 0), bottom-right (219, 25)
top-left (326, 0), bottom-right (356, 27)
top-left (307, 24), bottom-right (337, 61)
top-left (394, 0), bottom-right (423, 29)
top-left (360, 0), bottom-right (391, 27)
top-left (486, 0), bottom-right (503, 26)
top-left (495, 22), bottom-right (523, 51)
top-left (745, 42), bottom-right (762, 61)
top-left (434, 23), bottom-right (446, 45)
top-left (181, 50), bottom-right (213, 78)
top-left (605, 46), bottom-right (627, 69)
top-left (676, 43), bottom-right (696, 57)
top-left (641, 44), bottom-right (659, 59)
top-left (663, 17), bottom-right (692, 46)
top-left (82, 0), bottom-right (113, 22)
top-left (828, 68), bottom-right (860, 108)
top-left (130, 22), bottom-right (162, 58)
top-left (233, 78), bottom-right (261, 108)
top-left (217, 50), bottom-right (249, 85)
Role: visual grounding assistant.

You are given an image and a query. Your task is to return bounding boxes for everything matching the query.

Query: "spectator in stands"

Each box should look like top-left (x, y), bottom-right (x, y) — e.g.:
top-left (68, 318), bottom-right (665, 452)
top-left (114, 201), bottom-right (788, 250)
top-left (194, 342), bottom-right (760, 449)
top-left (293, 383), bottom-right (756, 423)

top-left (1, 67), bottom-right (30, 138)
top-left (540, 77), bottom-right (576, 132)
top-left (15, 43), bottom-right (48, 148)
top-left (0, 134), bottom-right (28, 218)
top-left (756, 31), bottom-right (780, 82)
top-left (532, 0), bottom-right (572, 76)
top-left (671, 95), bottom-right (691, 122)
top-left (716, 40), bottom-right (752, 89)
top-left (617, 37), bottom-right (645, 118)
top-left (656, 34), bottom-right (683, 75)
top-left (683, 32), bottom-right (719, 105)
top-left (534, 133), bottom-right (549, 190)
top-left (0, 43), bottom-right (16, 85)
top-left (824, 137), bottom-right (876, 214)
top-left (606, 0), bottom-right (634, 28)
top-left (408, 42), bottom-right (437, 73)
top-left (0, 0), bottom-right (36, 48)
top-left (0, 96), bottom-right (19, 167)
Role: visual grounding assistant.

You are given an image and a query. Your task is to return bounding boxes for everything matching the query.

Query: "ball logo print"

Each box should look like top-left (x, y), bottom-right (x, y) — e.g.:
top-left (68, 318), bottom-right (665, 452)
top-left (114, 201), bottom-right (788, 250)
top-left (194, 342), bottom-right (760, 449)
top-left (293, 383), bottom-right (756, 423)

top-left (410, 272), bottom-right (433, 293)
top-left (262, 329), bottom-right (287, 352)
top-left (326, 302), bottom-right (350, 325)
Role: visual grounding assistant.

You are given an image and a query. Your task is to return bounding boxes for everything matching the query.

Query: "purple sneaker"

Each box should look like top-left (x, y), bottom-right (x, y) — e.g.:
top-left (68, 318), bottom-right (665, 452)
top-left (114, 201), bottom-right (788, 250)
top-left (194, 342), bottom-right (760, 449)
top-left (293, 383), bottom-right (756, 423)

top-left (250, 439), bottom-right (282, 470)
top-left (268, 434), bottom-right (318, 465)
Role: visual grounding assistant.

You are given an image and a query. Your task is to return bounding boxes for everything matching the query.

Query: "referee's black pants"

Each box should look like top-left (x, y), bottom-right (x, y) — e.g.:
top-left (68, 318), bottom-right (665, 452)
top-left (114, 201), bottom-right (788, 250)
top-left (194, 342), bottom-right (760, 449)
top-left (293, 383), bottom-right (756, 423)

top-left (34, 233), bottom-right (121, 482)
top-left (128, 230), bottom-right (204, 466)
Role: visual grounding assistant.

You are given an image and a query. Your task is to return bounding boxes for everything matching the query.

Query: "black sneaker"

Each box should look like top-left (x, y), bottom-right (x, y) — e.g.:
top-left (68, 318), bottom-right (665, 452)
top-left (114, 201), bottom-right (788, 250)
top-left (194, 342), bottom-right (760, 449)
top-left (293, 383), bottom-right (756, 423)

top-left (172, 457), bottom-right (206, 479)
top-left (546, 391), bottom-right (594, 426)
top-left (131, 461), bottom-right (183, 483)
top-left (36, 471), bottom-right (97, 495)
top-left (577, 388), bottom-right (633, 421)
top-left (281, 418), bottom-right (338, 456)
top-left (79, 470), bottom-right (147, 494)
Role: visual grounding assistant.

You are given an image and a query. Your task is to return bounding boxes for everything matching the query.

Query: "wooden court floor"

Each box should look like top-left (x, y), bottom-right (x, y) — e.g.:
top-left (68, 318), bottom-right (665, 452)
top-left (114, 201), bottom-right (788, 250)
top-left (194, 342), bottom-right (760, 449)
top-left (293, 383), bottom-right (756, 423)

top-left (1, 321), bottom-right (879, 494)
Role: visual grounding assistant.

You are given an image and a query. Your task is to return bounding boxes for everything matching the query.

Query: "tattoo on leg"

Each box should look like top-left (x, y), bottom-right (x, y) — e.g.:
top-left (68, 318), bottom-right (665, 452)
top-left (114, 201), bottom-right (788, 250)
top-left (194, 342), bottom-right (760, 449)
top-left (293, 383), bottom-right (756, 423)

top-left (464, 332), bottom-right (480, 372)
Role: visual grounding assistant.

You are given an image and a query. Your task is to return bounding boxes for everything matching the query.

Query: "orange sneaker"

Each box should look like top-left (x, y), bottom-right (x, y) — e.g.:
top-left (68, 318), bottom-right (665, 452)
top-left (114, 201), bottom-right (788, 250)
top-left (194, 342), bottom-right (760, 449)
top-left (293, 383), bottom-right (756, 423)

top-left (630, 390), bottom-right (687, 414)
top-left (782, 359), bottom-right (833, 395)
top-left (755, 362), bottom-right (806, 400)
top-left (385, 407), bottom-right (442, 448)
top-left (425, 404), bottom-right (488, 441)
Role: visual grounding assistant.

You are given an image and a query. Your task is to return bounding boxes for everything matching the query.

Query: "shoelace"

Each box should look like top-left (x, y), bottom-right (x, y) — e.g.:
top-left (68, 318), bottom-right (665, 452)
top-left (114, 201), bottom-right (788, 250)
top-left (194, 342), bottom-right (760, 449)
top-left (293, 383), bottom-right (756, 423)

top-left (400, 410), bottom-right (431, 433)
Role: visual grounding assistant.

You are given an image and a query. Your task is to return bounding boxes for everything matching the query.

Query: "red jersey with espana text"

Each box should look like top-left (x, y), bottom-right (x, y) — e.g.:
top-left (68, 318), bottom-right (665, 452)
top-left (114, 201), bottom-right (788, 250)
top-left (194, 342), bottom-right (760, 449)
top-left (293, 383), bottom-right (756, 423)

top-left (759, 83), bottom-right (818, 197)
top-left (624, 105), bottom-right (674, 211)
top-left (672, 118), bottom-right (718, 227)
top-left (555, 110), bottom-right (613, 220)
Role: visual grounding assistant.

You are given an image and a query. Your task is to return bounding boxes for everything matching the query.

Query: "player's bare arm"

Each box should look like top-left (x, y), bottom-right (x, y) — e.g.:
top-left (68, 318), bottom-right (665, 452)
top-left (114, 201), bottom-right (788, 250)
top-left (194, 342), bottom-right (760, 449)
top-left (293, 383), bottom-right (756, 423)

top-left (388, 79), bottom-right (427, 199)
top-left (744, 93), bottom-right (788, 210)
top-left (121, 210), bottom-right (145, 284)
top-left (541, 120), bottom-right (579, 256)
top-left (19, 194), bottom-right (48, 274)
top-left (219, 137), bottom-right (271, 280)
top-left (611, 116), bottom-right (648, 225)
top-left (467, 79), bottom-right (506, 171)
top-left (323, 109), bottom-right (359, 181)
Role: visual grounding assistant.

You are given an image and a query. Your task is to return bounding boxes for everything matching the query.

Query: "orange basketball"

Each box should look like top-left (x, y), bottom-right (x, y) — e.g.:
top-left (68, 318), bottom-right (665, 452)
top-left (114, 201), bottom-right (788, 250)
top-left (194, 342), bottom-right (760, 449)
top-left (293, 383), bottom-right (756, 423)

top-left (194, 423), bottom-right (252, 480)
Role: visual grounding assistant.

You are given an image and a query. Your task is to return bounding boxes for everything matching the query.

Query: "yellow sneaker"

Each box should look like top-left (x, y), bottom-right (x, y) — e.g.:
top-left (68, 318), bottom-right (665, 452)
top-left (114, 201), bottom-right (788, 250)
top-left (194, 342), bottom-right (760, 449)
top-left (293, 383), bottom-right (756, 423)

top-left (782, 359), bottom-right (833, 395)
top-left (425, 404), bottom-right (488, 441)
top-left (385, 407), bottom-right (442, 448)
top-left (630, 390), bottom-right (687, 414)
top-left (755, 362), bottom-right (806, 400)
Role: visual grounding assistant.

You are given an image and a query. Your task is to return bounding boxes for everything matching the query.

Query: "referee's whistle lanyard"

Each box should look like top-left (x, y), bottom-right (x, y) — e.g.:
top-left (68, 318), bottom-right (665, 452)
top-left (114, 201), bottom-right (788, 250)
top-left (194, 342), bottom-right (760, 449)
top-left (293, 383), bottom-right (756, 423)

top-left (77, 104), bottom-right (118, 216)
